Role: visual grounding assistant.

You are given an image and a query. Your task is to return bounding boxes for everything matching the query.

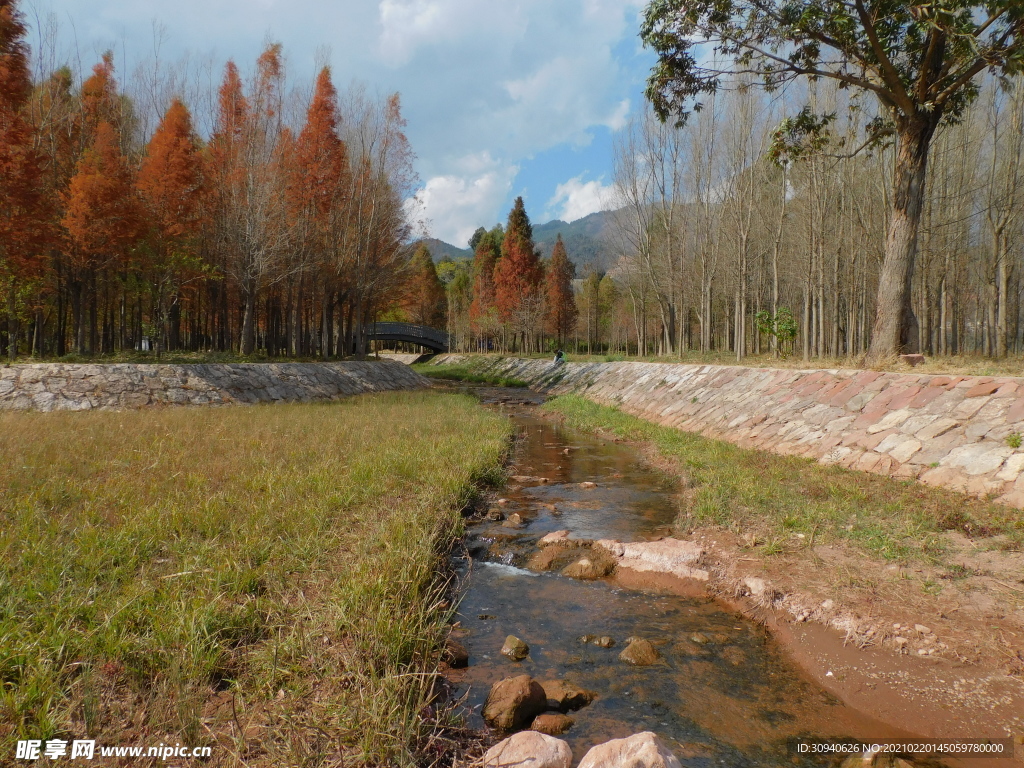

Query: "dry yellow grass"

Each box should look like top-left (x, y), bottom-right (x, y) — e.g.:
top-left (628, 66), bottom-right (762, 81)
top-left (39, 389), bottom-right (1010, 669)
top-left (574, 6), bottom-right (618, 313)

top-left (0, 392), bottom-right (511, 766)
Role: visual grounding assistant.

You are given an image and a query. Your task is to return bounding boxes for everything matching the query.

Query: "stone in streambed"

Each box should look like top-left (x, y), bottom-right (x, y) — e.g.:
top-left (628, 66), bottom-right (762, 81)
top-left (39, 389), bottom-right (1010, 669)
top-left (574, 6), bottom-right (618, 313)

top-left (502, 513), bottom-right (525, 528)
top-left (596, 538), bottom-right (708, 581)
top-left (538, 530), bottom-right (570, 547)
top-left (501, 635), bottom-right (530, 661)
top-left (483, 675), bottom-right (547, 731)
top-left (540, 679), bottom-right (595, 712)
top-left (619, 638), bottom-right (660, 666)
top-left (483, 731), bottom-right (572, 768)
top-left (443, 639), bottom-right (469, 668)
top-left (578, 732), bottom-right (682, 768)
top-left (530, 713), bottom-right (575, 736)
top-left (593, 635), bottom-right (615, 648)
top-left (561, 555), bottom-right (614, 580)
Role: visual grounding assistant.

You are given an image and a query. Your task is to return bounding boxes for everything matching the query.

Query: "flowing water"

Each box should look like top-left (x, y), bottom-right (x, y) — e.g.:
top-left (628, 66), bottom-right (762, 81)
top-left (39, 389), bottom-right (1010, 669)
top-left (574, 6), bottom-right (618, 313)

top-left (444, 384), bottom-right (911, 766)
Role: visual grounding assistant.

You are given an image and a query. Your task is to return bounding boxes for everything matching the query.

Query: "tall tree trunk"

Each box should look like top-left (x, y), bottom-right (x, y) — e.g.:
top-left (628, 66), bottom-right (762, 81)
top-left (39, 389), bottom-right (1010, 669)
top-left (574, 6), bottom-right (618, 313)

top-left (867, 120), bottom-right (936, 361)
top-left (240, 275), bottom-right (258, 355)
top-left (7, 283), bottom-right (17, 362)
top-left (996, 230), bottom-right (1009, 358)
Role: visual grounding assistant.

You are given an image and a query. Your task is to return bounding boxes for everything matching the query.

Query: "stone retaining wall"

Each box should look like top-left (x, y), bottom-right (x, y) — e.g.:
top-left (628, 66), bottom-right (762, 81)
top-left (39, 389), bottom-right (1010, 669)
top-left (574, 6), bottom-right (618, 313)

top-left (433, 354), bottom-right (1024, 508)
top-left (0, 360), bottom-right (427, 412)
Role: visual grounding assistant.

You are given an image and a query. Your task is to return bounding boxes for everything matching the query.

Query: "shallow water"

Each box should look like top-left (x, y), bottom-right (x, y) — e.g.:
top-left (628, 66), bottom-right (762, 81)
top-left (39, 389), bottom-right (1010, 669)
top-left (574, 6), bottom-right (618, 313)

top-left (446, 385), bottom-right (906, 766)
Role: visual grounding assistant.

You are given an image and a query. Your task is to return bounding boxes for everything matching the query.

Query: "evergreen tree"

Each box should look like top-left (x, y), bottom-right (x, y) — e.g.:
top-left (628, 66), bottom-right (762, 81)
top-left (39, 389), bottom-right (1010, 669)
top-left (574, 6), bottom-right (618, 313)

top-left (493, 196), bottom-right (543, 348)
top-left (404, 244), bottom-right (446, 327)
top-left (544, 234), bottom-right (577, 344)
top-left (0, 0), bottom-right (50, 359)
top-left (469, 230), bottom-right (499, 338)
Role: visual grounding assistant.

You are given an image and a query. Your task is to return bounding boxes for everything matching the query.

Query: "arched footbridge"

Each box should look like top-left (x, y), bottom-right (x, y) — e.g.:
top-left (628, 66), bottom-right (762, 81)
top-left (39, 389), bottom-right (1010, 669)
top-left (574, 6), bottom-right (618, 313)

top-left (366, 322), bottom-right (449, 353)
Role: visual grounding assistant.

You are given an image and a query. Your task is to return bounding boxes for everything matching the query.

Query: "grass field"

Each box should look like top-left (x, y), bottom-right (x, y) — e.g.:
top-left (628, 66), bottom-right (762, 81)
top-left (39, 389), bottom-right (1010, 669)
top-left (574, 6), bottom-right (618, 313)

top-left (0, 392), bottom-right (511, 766)
top-left (411, 362), bottom-right (528, 388)
top-left (546, 395), bottom-right (1024, 562)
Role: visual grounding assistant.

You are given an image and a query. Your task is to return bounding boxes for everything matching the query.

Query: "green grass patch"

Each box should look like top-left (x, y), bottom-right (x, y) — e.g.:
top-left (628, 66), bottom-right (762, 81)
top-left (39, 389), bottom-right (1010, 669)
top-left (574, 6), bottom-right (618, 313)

top-left (412, 362), bottom-right (528, 388)
top-left (545, 395), bottom-right (1023, 561)
top-left (0, 392), bottom-right (512, 766)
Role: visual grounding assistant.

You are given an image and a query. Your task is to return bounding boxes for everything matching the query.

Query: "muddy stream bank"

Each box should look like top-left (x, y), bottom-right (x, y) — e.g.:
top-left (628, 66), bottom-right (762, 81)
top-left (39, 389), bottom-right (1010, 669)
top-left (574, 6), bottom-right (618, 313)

top-left (441, 383), bottom-right (950, 766)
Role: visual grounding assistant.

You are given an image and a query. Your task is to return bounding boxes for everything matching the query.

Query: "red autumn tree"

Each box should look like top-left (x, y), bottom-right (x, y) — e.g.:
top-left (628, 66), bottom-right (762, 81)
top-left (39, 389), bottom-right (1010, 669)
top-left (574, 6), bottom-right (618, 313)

top-left (79, 51), bottom-right (119, 141)
top-left (493, 196), bottom-right (543, 349)
top-left (0, 0), bottom-right (51, 358)
top-left (469, 229), bottom-right (499, 340)
top-left (137, 98), bottom-right (206, 351)
top-left (544, 233), bottom-right (577, 344)
top-left (402, 243), bottom-right (446, 327)
top-left (138, 99), bottom-right (204, 242)
top-left (286, 66), bottom-right (350, 356)
top-left (290, 67), bottom-right (347, 237)
top-left (63, 120), bottom-right (142, 353)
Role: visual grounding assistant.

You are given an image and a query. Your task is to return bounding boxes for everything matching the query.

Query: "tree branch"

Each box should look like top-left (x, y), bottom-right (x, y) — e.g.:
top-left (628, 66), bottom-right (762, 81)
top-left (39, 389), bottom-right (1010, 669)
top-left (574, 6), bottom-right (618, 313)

top-left (853, 0), bottom-right (916, 114)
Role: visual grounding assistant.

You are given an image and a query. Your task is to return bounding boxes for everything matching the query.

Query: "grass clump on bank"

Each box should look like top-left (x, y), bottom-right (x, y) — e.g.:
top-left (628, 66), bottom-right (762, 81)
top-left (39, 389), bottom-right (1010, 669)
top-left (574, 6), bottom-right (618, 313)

top-left (0, 392), bottom-right (511, 766)
top-left (545, 395), bottom-right (1023, 561)
top-left (412, 362), bottom-right (528, 388)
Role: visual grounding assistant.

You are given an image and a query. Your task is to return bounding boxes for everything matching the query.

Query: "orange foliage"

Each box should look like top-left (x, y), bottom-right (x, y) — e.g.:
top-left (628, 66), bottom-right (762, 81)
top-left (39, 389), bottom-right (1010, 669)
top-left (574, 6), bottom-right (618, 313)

top-left (79, 51), bottom-right (118, 138)
top-left (402, 244), bottom-right (446, 326)
top-left (469, 232), bottom-right (498, 333)
top-left (289, 67), bottom-right (348, 237)
top-left (544, 233), bottom-right (577, 341)
top-left (138, 99), bottom-right (204, 242)
top-left (63, 121), bottom-right (141, 269)
top-left (0, 0), bottom-right (50, 280)
top-left (493, 196), bottom-right (542, 323)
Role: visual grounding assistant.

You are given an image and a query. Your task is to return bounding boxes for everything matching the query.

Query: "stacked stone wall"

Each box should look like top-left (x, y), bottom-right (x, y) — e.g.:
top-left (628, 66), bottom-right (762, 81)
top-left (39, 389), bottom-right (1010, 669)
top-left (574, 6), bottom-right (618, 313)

top-left (0, 361), bottom-right (427, 412)
top-left (433, 354), bottom-right (1024, 508)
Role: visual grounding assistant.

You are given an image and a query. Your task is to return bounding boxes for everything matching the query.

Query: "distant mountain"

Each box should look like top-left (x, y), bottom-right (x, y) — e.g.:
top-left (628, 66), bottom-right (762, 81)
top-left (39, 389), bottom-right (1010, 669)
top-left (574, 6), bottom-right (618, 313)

top-left (533, 209), bottom-right (620, 273)
top-left (414, 208), bottom-right (623, 274)
top-left (415, 237), bottom-right (473, 262)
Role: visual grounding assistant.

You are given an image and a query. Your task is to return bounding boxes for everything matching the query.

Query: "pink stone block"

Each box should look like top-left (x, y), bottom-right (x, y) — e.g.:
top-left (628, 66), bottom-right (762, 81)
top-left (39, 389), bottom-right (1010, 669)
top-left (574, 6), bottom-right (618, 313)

top-left (1007, 397), bottom-right (1024, 424)
top-left (966, 381), bottom-right (1001, 398)
top-left (859, 429), bottom-right (895, 450)
top-left (852, 370), bottom-right (881, 385)
top-left (909, 386), bottom-right (946, 409)
top-left (888, 385), bottom-right (922, 410)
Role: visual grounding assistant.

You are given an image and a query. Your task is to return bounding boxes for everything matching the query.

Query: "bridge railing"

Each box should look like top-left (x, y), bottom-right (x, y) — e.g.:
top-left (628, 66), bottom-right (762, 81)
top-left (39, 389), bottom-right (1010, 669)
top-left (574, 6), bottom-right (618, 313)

top-left (367, 322), bottom-right (449, 351)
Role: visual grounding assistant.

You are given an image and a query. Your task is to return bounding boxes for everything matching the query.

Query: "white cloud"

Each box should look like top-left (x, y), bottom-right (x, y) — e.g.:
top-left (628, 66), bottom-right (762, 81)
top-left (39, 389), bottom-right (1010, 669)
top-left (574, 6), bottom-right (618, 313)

top-left (407, 153), bottom-right (519, 245)
top-left (546, 175), bottom-right (615, 222)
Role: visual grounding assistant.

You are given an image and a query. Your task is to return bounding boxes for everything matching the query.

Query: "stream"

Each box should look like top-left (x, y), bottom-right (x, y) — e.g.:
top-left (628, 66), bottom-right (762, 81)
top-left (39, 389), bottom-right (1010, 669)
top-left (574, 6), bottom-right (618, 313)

top-left (444, 383), bottom-right (910, 766)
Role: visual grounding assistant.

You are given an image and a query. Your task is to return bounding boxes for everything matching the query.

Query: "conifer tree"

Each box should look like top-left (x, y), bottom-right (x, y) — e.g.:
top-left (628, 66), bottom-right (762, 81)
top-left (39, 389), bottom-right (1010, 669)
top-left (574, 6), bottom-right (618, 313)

top-left (63, 120), bottom-right (141, 353)
top-left (0, 0), bottom-right (50, 359)
top-left (137, 98), bottom-right (205, 351)
top-left (493, 196), bottom-right (543, 349)
top-left (404, 244), bottom-right (446, 328)
top-left (544, 233), bottom-right (577, 345)
top-left (469, 230), bottom-right (499, 341)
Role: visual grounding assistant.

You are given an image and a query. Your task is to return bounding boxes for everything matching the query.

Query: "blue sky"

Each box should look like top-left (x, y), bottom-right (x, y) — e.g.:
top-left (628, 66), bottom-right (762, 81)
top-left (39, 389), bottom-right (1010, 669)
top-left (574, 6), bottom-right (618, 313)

top-left (24, 0), bottom-right (656, 246)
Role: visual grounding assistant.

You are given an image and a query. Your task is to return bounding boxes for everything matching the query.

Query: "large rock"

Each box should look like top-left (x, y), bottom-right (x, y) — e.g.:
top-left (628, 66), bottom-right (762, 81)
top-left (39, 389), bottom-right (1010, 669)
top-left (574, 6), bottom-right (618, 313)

top-left (540, 679), bottom-right (595, 712)
top-left (501, 635), bottom-right (530, 661)
top-left (483, 675), bottom-right (548, 731)
top-left (561, 555), bottom-right (614, 580)
top-left (530, 713), bottom-right (575, 736)
top-left (596, 538), bottom-right (708, 581)
top-left (619, 638), bottom-right (661, 666)
top-left (578, 732), bottom-right (682, 768)
top-left (483, 731), bottom-right (572, 768)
